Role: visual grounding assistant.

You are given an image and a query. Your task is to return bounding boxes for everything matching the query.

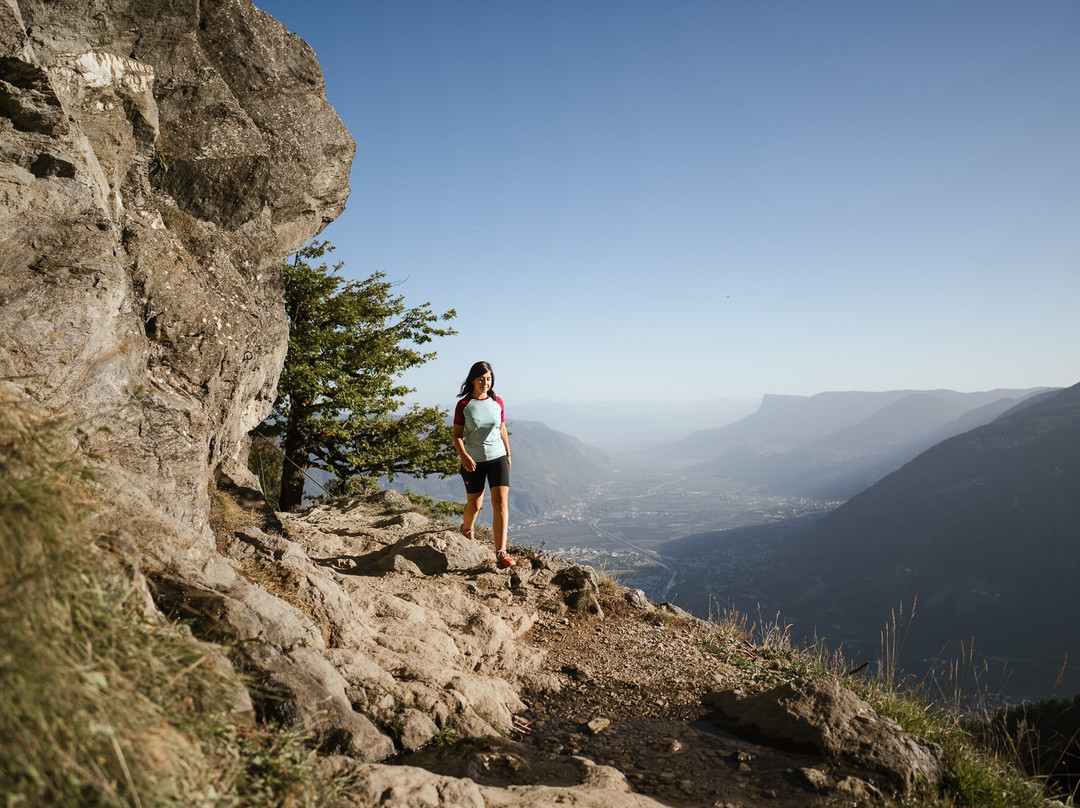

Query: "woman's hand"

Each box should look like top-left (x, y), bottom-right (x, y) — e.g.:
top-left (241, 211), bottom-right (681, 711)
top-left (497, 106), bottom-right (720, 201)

top-left (460, 453), bottom-right (477, 472)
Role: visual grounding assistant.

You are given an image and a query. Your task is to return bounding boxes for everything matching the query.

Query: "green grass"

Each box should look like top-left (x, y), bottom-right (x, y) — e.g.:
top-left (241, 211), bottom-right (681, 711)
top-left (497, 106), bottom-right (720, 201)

top-left (853, 682), bottom-right (1054, 808)
top-left (0, 390), bottom-right (357, 806)
top-left (429, 727), bottom-right (458, 748)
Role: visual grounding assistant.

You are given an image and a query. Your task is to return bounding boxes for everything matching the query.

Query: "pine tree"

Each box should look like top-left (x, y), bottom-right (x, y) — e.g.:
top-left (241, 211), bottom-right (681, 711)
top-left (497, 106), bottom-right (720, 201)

top-left (260, 242), bottom-right (457, 511)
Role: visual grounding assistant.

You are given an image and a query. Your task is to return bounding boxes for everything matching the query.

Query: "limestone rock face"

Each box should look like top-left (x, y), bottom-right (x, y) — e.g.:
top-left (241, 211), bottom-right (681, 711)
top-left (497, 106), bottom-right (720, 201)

top-left (0, 0), bottom-right (353, 557)
top-left (199, 493), bottom-right (675, 805)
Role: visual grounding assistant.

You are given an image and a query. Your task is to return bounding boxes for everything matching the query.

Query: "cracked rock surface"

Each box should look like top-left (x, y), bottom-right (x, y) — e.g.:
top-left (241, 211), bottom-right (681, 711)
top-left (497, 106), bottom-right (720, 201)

top-left (1, 0), bottom-right (352, 558)
top-left (187, 489), bottom-right (945, 807)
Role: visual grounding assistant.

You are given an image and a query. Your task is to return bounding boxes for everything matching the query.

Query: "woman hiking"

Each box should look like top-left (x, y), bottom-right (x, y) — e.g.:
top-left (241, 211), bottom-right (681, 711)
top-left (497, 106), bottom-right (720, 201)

top-left (453, 361), bottom-right (514, 567)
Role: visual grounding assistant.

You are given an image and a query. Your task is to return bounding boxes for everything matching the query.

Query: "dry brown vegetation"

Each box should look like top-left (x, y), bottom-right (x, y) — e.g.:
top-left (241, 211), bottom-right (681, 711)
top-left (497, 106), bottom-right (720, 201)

top-left (0, 390), bottom-right (357, 806)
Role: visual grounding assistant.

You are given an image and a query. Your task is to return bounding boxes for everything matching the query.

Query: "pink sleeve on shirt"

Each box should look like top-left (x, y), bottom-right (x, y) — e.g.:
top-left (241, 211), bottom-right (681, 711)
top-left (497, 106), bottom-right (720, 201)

top-left (453, 397), bottom-right (469, 426)
top-left (497, 396), bottom-right (505, 422)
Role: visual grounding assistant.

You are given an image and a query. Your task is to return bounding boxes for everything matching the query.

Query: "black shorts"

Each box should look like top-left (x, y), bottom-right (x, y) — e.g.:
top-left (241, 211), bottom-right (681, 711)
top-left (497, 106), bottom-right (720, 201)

top-left (461, 455), bottom-right (510, 494)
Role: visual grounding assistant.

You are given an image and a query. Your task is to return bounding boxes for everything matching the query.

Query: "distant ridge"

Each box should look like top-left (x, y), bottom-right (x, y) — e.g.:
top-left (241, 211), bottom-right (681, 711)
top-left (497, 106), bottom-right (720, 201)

top-left (506, 420), bottom-right (612, 516)
top-left (757, 393), bottom-right (809, 413)
top-left (782, 381), bottom-right (1080, 699)
top-left (384, 420), bottom-right (611, 517)
top-left (656, 387), bottom-right (1054, 500)
top-left (513, 398), bottom-right (758, 452)
top-left (661, 382), bottom-right (1080, 700)
top-left (659, 388), bottom-right (1052, 460)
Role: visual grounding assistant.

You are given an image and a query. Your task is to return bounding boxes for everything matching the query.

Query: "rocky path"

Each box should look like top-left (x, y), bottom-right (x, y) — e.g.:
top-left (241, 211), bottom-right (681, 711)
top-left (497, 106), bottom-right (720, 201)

top-left (208, 490), bottom-right (944, 807)
top-left (395, 588), bottom-right (878, 808)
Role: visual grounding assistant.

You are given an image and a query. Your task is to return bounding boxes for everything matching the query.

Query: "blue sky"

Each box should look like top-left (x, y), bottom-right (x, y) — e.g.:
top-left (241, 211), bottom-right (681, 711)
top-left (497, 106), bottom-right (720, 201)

top-left (254, 0), bottom-right (1079, 409)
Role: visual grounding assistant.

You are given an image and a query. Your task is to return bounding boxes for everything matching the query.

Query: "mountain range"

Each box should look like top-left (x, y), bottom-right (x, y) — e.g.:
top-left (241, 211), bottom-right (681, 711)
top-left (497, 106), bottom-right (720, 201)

top-left (513, 398), bottom-right (759, 452)
top-left (385, 420), bottom-right (612, 518)
top-left (663, 382), bottom-right (1080, 701)
top-left (655, 388), bottom-right (1053, 501)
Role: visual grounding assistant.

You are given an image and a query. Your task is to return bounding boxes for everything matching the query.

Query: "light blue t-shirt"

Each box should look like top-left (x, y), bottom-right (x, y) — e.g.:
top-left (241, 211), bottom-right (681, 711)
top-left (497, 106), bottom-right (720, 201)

top-left (454, 395), bottom-right (506, 462)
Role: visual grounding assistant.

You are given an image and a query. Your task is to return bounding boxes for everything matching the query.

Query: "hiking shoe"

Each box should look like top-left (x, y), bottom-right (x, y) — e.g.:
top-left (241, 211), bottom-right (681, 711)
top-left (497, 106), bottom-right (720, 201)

top-left (459, 524), bottom-right (475, 542)
top-left (496, 551), bottom-right (516, 567)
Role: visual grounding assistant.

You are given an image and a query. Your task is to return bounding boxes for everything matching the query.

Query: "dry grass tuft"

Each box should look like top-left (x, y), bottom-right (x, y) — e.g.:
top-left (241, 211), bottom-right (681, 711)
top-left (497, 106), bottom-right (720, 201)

top-left (0, 388), bottom-right (356, 806)
top-left (0, 389), bottom-right (221, 804)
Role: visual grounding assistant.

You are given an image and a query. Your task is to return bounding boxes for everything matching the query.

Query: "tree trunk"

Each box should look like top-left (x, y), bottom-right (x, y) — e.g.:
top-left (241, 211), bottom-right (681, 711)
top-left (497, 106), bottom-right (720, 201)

top-left (278, 417), bottom-right (309, 512)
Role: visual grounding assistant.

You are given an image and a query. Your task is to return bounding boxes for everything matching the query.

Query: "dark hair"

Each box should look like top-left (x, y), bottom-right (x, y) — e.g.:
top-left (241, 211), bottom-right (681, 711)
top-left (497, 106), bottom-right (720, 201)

top-left (458, 361), bottom-right (496, 399)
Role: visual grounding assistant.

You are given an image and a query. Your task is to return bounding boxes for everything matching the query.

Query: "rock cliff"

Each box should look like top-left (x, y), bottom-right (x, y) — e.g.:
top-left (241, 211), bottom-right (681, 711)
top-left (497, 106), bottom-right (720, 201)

top-left (0, 0), bottom-right (352, 567)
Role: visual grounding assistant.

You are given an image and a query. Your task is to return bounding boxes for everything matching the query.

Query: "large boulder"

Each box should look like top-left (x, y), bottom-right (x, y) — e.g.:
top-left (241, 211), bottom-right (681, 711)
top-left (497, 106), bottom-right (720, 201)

top-left (704, 677), bottom-right (944, 795)
top-left (375, 528), bottom-right (494, 575)
top-left (0, 0), bottom-right (353, 573)
top-left (239, 643), bottom-right (396, 761)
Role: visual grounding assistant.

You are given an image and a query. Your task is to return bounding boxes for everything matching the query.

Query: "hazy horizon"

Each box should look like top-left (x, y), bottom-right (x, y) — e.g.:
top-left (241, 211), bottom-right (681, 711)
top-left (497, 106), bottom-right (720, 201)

top-left (516, 381), bottom-right (1060, 406)
top-left (253, 0), bottom-right (1080, 409)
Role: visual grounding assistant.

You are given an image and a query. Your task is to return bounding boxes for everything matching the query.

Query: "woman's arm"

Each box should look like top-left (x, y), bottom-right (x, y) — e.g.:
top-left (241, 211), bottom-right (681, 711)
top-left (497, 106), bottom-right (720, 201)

top-left (453, 424), bottom-right (476, 471)
top-left (500, 423), bottom-right (511, 468)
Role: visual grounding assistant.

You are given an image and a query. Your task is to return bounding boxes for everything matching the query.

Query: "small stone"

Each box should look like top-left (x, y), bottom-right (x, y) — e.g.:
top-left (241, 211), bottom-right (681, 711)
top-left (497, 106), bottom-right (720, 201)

top-left (625, 588), bottom-right (653, 610)
top-left (586, 717), bottom-right (611, 735)
top-left (647, 737), bottom-right (686, 755)
top-left (561, 663), bottom-right (592, 682)
top-left (371, 552), bottom-right (423, 576)
top-left (797, 767), bottom-right (831, 792)
top-left (836, 776), bottom-right (883, 802)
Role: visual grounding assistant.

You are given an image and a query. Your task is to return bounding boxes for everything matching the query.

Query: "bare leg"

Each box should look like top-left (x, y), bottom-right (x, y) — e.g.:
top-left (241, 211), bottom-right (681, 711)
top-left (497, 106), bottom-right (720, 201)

top-left (463, 491), bottom-right (484, 538)
top-left (490, 486), bottom-right (509, 553)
